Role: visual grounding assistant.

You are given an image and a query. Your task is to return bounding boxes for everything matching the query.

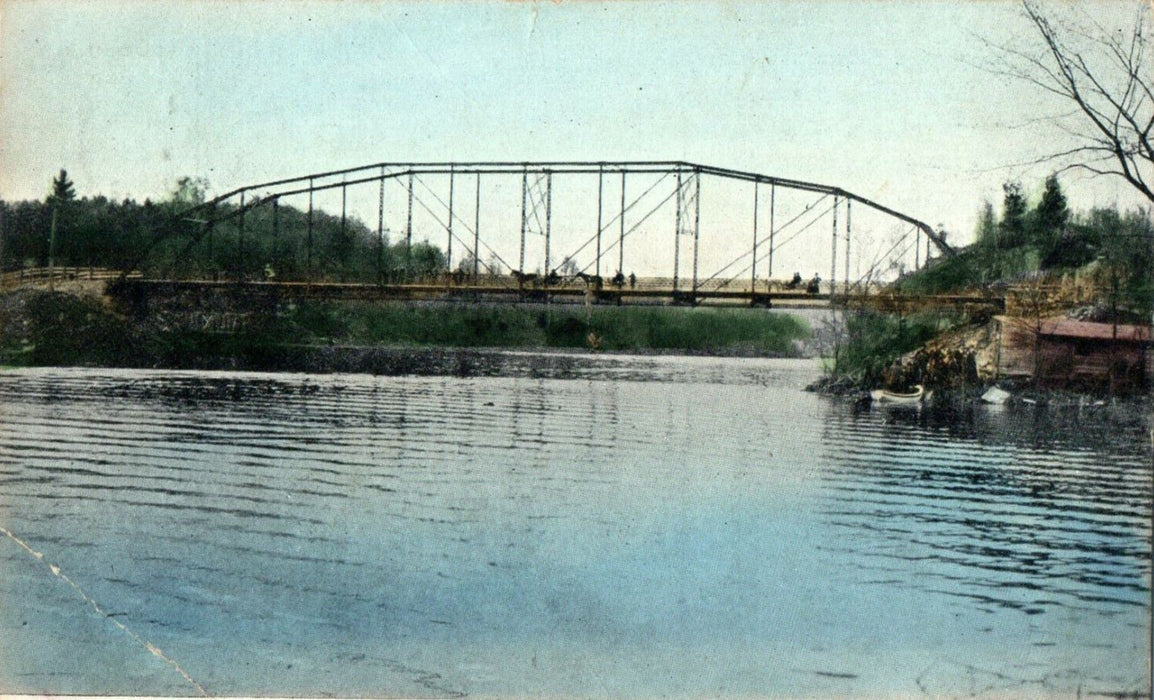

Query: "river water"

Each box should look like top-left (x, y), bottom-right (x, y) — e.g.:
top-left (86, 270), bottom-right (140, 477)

top-left (0, 356), bottom-right (1149, 698)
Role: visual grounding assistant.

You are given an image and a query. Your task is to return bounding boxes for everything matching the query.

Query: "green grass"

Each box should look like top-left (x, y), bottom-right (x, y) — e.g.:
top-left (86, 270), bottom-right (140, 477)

top-left (0, 291), bottom-right (134, 367)
top-left (1, 292), bottom-right (813, 369)
top-left (591, 306), bottom-right (808, 353)
top-left (825, 310), bottom-right (962, 387)
top-left (896, 244), bottom-right (1043, 295)
top-left (276, 302), bottom-right (811, 355)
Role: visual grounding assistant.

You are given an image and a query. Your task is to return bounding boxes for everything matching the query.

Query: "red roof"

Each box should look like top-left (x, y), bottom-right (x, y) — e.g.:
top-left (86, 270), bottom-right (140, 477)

top-left (1038, 319), bottom-right (1152, 342)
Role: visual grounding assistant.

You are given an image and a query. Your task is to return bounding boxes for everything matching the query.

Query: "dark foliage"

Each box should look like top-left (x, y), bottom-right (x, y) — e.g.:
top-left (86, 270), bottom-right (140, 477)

top-left (902, 176), bottom-right (1152, 316)
top-left (1, 175), bottom-right (449, 283)
top-left (826, 311), bottom-right (953, 388)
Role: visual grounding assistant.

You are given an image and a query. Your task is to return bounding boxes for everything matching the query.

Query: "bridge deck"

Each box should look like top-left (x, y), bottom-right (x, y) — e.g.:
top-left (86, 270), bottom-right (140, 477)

top-left (108, 278), bottom-right (1004, 311)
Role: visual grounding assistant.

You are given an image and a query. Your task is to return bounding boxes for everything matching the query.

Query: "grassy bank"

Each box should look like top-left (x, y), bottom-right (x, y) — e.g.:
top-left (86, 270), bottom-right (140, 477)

top-left (0, 291), bottom-right (811, 370)
top-left (816, 309), bottom-right (966, 392)
top-left (289, 302), bottom-right (810, 355)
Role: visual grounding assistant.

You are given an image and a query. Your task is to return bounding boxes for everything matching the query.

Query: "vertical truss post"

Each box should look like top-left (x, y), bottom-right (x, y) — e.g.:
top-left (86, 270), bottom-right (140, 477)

top-left (673, 171), bottom-right (682, 294)
top-left (272, 198), bottom-right (279, 274)
top-left (206, 222), bottom-right (215, 279)
top-left (47, 205), bottom-right (56, 289)
top-left (751, 182), bottom-right (759, 294)
top-left (915, 227), bottom-right (921, 272)
top-left (768, 183), bottom-right (776, 280)
top-left (845, 199), bottom-right (852, 292)
top-left (473, 173), bottom-right (481, 284)
top-left (405, 172), bottom-right (414, 281)
top-left (596, 166), bottom-right (604, 280)
top-left (830, 195), bottom-right (839, 306)
top-left (692, 170), bottom-right (700, 299)
top-left (307, 179), bottom-right (314, 284)
top-left (207, 203), bottom-right (216, 279)
top-left (340, 183), bottom-right (347, 281)
top-left (618, 172), bottom-right (626, 278)
top-left (237, 191), bottom-right (246, 282)
top-left (519, 168), bottom-right (528, 291)
top-left (377, 170), bottom-right (385, 284)
top-left (544, 171), bottom-right (553, 278)
top-left (447, 166), bottom-right (455, 279)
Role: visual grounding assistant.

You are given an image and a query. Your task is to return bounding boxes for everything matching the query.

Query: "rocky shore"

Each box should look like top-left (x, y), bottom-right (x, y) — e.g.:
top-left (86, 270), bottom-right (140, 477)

top-left (807, 310), bottom-right (1151, 436)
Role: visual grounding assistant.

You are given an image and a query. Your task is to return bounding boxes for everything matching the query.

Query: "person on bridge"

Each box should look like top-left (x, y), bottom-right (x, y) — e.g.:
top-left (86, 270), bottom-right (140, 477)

top-left (786, 272), bottom-right (803, 290)
top-left (807, 274), bottom-right (821, 294)
top-left (628, 272), bottom-right (637, 289)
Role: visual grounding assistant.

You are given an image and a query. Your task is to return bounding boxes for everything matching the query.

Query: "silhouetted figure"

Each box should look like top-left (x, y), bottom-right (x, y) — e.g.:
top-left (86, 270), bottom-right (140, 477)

top-left (612, 271), bottom-right (625, 289)
top-left (806, 274), bottom-right (821, 294)
top-left (785, 272), bottom-right (803, 290)
top-left (575, 271), bottom-right (603, 290)
top-left (628, 272), bottom-right (637, 289)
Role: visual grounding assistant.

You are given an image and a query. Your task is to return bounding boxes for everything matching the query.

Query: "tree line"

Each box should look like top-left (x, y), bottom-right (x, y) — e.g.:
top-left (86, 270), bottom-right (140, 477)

top-left (0, 171), bottom-right (450, 283)
top-left (925, 174), bottom-right (1154, 313)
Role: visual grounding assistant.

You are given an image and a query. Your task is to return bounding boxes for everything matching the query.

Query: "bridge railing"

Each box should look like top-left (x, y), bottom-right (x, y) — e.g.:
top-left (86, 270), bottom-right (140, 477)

top-left (118, 270), bottom-right (897, 297)
top-left (1, 266), bottom-right (142, 290)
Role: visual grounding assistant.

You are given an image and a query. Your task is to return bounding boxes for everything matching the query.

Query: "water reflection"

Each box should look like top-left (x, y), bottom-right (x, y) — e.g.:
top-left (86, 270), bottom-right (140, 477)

top-left (820, 403), bottom-right (1150, 615)
top-left (0, 360), bottom-right (1148, 698)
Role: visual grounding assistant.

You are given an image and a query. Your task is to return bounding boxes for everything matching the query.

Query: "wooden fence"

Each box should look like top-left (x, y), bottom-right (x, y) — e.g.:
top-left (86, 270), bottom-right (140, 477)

top-left (0, 267), bottom-right (141, 289)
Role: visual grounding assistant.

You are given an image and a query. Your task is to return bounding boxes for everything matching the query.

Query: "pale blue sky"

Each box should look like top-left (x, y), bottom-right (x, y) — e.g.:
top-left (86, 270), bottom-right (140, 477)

top-left (1, 0), bottom-right (1147, 251)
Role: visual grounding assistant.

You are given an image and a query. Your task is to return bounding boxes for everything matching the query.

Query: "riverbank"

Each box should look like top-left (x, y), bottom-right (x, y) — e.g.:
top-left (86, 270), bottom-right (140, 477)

top-left (806, 309), bottom-right (1152, 438)
top-left (0, 288), bottom-right (812, 372)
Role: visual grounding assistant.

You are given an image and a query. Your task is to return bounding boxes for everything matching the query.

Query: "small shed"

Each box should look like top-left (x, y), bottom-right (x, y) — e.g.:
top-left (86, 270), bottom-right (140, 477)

top-left (993, 316), bottom-right (1151, 394)
top-left (992, 316), bottom-right (1039, 379)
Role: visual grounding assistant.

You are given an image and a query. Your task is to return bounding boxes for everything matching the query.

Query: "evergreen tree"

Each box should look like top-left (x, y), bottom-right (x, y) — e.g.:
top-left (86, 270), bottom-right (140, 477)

top-left (975, 200), bottom-right (997, 246)
top-left (999, 181), bottom-right (1027, 248)
top-left (1033, 174), bottom-right (1068, 241)
top-left (46, 169), bottom-right (76, 271)
top-left (48, 169), bottom-right (76, 206)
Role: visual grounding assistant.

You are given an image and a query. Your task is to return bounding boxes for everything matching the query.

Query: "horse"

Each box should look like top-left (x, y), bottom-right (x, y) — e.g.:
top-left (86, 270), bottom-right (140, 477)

top-left (511, 270), bottom-right (539, 286)
top-left (574, 271), bottom-right (603, 290)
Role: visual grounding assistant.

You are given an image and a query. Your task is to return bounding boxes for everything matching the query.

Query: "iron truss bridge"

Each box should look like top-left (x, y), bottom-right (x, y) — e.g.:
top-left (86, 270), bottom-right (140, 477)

top-left (127, 161), bottom-right (961, 308)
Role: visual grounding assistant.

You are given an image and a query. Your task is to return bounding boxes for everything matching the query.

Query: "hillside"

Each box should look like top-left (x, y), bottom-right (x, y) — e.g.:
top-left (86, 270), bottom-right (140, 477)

top-left (814, 197), bottom-right (1153, 397)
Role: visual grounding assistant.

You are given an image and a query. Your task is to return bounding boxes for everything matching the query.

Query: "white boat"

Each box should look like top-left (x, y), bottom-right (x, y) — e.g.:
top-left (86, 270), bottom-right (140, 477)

top-left (981, 386), bottom-right (1011, 405)
top-left (870, 384), bottom-right (926, 405)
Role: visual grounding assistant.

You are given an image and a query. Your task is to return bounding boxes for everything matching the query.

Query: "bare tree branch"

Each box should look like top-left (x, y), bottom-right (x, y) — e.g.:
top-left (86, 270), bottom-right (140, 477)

top-left (992, 1), bottom-right (1154, 203)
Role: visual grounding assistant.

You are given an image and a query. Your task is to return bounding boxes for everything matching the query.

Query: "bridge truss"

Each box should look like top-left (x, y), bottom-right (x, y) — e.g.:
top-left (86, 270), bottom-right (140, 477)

top-left (139, 161), bottom-right (954, 305)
